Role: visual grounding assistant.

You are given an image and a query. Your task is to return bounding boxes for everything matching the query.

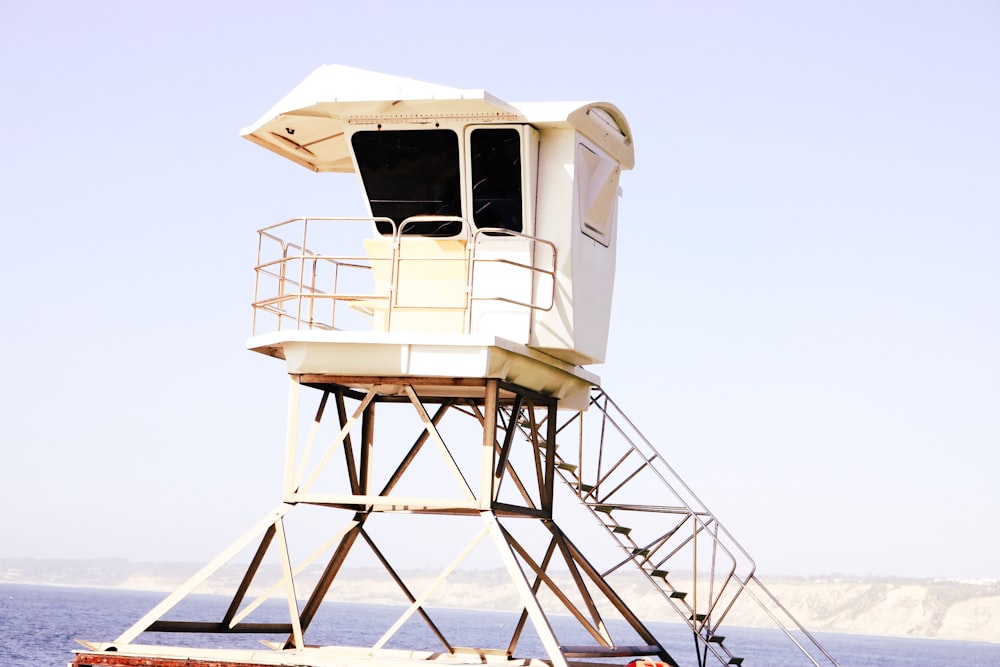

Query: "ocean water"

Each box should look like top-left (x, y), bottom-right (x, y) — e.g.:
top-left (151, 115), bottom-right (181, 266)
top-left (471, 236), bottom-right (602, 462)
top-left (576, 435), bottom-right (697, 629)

top-left (2, 583), bottom-right (998, 667)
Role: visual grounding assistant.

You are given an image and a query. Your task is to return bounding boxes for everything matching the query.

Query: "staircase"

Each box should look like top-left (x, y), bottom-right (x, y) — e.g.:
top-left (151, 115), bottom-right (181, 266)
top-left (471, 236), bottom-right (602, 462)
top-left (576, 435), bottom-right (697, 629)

top-left (510, 386), bottom-right (840, 667)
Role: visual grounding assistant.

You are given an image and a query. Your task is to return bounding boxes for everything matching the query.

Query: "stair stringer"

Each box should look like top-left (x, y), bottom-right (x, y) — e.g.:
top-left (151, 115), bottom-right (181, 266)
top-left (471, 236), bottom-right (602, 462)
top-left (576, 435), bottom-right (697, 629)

top-left (505, 385), bottom-right (841, 667)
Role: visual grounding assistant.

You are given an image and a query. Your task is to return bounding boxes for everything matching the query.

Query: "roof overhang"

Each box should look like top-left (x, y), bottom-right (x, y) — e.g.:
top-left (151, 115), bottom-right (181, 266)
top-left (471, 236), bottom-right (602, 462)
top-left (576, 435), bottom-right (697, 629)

top-left (241, 64), bottom-right (634, 173)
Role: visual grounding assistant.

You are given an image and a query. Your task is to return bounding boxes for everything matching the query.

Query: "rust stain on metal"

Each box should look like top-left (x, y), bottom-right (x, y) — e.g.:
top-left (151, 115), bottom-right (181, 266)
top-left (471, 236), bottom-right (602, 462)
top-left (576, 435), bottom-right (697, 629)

top-left (73, 653), bottom-right (275, 667)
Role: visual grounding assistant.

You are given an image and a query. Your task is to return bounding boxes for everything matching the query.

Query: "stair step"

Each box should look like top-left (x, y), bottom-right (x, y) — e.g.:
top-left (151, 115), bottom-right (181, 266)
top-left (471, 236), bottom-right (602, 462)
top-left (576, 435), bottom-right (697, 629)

top-left (612, 526), bottom-right (632, 535)
top-left (557, 462), bottom-right (578, 472)
top-left (689, 613), bottom-right (707, 622)
top-left (594, 505), bottom-right (614, 514)
top-left (632, 548), bottom-right (650, 556)
top-left (670, 591), bottom-right (687, 600)
top-left (708, 635), bottom-right (725, 644)
top-left (651, 569), bottom-right (669, 578)
top-left (728, 659), bottom-right (744, 666)
top-left (579, 483), bottom-right (594, 493)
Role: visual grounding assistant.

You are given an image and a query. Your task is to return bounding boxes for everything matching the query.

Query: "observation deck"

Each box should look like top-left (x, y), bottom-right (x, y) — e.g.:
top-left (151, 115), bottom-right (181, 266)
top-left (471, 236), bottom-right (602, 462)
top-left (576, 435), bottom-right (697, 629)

top-left (247, 215), bottom-right (597, 409)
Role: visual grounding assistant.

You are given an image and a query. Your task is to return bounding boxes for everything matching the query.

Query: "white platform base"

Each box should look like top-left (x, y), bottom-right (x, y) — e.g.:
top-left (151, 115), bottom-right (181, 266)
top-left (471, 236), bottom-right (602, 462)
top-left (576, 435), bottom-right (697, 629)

top-left (247, 331), bottom-right (599, 410)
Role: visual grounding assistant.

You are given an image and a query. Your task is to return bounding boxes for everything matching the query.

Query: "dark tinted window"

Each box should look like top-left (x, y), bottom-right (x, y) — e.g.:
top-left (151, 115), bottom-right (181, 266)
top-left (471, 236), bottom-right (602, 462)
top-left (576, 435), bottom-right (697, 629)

top-left (352, 129), bottom-right (462, 236)
top-left (470, 128), bottom-right (522, 233)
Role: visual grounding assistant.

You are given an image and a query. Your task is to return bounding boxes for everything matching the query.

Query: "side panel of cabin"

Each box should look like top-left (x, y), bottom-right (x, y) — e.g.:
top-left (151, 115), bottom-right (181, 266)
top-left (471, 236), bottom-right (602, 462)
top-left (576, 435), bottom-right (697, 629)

top-left (530, 128), bottom-right (619, 366)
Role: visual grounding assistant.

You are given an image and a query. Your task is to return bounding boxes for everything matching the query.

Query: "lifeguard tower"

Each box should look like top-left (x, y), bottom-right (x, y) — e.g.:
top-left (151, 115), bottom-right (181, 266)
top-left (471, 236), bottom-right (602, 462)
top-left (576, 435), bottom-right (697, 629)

top-left (72, 66), bottom-right (838, 667)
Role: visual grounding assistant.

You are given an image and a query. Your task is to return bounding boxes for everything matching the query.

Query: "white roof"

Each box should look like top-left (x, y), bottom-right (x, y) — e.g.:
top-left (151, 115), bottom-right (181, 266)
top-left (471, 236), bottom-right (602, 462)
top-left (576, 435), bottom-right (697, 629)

top-left (241, 64), bottom-right (634, 172)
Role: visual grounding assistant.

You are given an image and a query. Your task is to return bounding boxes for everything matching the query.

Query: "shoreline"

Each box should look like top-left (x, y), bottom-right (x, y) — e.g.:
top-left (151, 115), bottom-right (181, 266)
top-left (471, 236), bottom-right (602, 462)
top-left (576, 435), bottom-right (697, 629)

top-left (3, 579), bottom-right (998, 648)
top-left (2, 562), bottom-right (998, 645)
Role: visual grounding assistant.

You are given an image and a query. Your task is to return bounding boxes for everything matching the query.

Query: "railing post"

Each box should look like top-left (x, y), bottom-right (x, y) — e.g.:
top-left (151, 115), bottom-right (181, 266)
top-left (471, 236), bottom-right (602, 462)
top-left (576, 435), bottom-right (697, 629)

top-left (297, 218), bottom-right (309, 329)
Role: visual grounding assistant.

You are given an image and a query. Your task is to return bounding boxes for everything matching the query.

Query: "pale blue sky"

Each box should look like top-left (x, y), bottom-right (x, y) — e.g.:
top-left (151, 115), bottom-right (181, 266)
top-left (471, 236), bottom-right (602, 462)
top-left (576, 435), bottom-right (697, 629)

top-left (1, 2), bottom-right (997, 580)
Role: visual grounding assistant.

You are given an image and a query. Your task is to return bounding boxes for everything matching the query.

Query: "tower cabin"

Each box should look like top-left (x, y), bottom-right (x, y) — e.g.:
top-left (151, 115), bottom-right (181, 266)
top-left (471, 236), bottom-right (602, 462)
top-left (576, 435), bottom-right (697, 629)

top-left (242, 65), bottom-right (634, 409)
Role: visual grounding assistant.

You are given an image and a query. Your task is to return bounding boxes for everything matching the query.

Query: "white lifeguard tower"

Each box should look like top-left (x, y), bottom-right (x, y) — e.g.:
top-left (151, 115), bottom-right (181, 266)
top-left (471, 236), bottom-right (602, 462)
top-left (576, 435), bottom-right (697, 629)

top-left (73, 66), bottom-right (839, 667)
top-left (240, 63), bottom-right (634, 408)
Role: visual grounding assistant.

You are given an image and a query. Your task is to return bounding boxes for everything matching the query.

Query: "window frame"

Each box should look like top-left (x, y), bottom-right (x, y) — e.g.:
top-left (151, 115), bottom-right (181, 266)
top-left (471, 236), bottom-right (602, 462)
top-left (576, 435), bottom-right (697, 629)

top-left (464, 124), bottom-right (536, 237)
top-left (351, 127), bottom-right (465, 237)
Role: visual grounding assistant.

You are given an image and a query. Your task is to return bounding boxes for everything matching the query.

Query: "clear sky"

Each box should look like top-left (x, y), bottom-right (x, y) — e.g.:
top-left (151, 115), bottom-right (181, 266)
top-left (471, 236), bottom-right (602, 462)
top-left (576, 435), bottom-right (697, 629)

top-left (1, 2), bottom-right (997, 581)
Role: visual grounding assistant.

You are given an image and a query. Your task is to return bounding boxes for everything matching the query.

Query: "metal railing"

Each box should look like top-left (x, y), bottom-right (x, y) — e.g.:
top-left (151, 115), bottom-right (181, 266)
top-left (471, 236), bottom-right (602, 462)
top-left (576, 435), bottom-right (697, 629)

top-left (508, 387), bottom-right (841, 667)
top-left (470, 227), bottom-right (557, 314)
top-left (250, 216), bottom-right (557, 336)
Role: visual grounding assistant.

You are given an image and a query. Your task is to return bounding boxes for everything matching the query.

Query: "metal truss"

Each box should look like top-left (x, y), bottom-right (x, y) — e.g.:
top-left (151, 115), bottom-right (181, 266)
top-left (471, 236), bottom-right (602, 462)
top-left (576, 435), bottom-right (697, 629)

top-left (86, 379), bottom-right (839, 667)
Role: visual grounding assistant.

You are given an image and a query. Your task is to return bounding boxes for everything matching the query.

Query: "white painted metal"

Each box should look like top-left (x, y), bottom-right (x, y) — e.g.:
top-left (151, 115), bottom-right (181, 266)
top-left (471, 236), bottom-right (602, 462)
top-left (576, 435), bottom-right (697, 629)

top-left (240, 65), bottom-right (633, 176)
top-left (274, 516), bottom-right (304, 649)
top-left (241, 65), bottom-right (522, 173)
top-left (114, 504), bottom-right (293, 644)
top-left (283, 377), bottom-right (301, 497)
top-left (228, 520), bottom-right (360, 627)
top-left (248, 330), bottom-right (598, 410)
top-left (297, 385), bottom-right (377, 495)
top-left (483, 511), bottom-right (569, 667)
top-left (403, 385), bottom-right (477, 501)
top-left (371, 522), bottom-right (491, 652)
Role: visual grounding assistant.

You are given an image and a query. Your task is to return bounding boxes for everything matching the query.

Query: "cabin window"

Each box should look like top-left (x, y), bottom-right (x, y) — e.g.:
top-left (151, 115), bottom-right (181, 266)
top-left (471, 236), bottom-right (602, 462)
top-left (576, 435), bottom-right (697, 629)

top-left (576, 141), bottom-right (620, 247)
top-left (352, 129), bottom-right (463, 236)
top-left (470, 128), bottom-right (523, 233)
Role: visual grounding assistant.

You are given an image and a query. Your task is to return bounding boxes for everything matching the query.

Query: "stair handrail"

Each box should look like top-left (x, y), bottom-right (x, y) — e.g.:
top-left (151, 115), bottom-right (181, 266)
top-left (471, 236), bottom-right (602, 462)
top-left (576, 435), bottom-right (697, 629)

top-left (539, 386), bottom-right (840, 666)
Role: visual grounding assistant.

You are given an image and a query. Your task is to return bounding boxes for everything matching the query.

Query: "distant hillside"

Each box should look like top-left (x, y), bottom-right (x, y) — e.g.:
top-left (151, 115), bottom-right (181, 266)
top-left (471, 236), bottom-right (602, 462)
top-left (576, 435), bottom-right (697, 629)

top-left (3, 558), bottom-right (998, 644)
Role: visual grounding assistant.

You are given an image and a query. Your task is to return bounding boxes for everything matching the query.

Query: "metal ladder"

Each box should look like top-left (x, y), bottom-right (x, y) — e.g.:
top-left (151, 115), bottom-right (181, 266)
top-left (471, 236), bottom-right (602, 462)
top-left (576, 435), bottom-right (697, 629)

top-left (510, 386), bottom-right (840, 667)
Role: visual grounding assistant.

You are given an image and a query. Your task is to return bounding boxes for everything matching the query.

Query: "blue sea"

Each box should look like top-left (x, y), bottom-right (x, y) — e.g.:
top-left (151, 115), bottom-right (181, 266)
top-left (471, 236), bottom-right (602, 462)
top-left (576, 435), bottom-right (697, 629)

top-left (2, 583), bottom-right (998, 667)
